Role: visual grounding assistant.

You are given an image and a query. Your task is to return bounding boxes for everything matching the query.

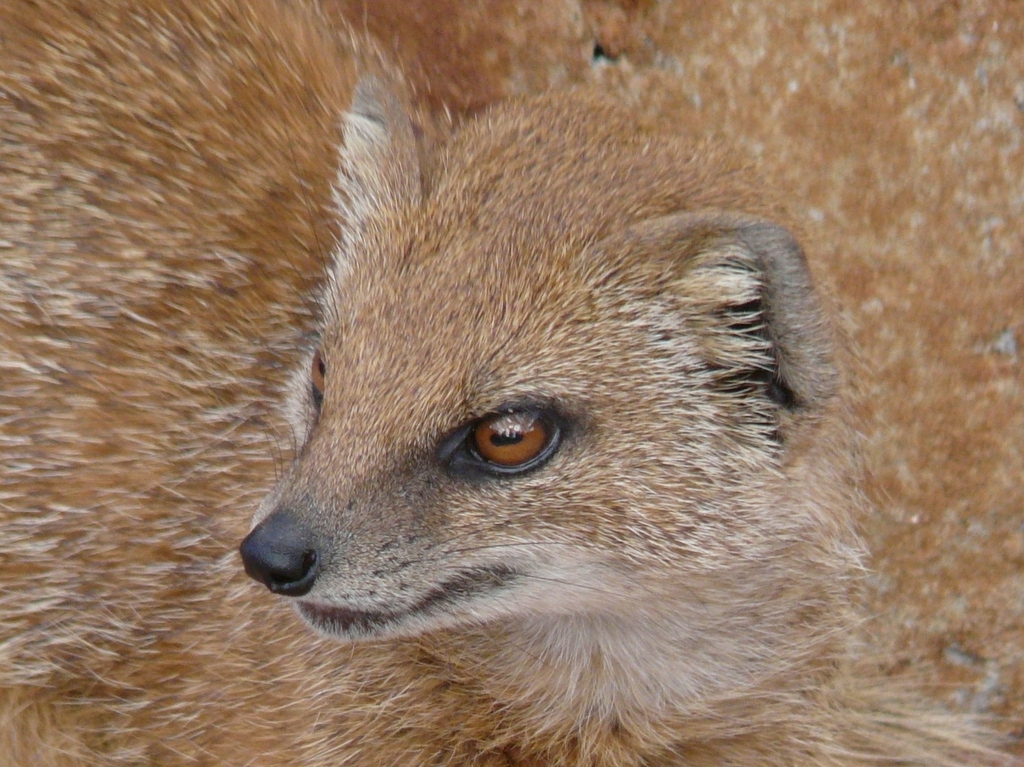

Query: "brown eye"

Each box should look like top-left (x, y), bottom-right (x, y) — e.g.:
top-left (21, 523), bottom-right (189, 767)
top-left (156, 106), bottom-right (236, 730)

top-left (471, 411), bottom-right (552, 468)
top-left (311, 349), bottom-right (326, 401)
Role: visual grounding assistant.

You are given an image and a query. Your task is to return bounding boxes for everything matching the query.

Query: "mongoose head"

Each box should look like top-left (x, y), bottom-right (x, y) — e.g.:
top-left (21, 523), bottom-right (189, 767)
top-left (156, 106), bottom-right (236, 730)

top-left (240, 79), bottom-right (848, 653)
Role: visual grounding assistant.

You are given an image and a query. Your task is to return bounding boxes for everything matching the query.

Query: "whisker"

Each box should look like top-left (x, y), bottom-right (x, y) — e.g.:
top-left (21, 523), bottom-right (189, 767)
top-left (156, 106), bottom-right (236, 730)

top-left (485, 633), bottom-right (554, 672)
top-left (260, 417), bottom-right (285, 486)
top-left (512, 572), bottom-right (632, 601)
top-left (395, 540), bottom-right (566, 568)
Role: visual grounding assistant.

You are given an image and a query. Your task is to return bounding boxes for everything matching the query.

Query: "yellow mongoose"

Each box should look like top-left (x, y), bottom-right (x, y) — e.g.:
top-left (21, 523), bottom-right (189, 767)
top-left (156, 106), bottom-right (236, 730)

top-left (0, 0), bottom-right (1016, 765)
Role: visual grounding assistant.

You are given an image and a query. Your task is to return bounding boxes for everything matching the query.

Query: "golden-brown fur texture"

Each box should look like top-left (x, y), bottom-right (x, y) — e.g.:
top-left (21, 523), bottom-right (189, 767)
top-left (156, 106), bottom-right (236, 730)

top-left (330, 0), bottom-right (1024, 746)
top-left (1, 0), bottom-right (1020, 765)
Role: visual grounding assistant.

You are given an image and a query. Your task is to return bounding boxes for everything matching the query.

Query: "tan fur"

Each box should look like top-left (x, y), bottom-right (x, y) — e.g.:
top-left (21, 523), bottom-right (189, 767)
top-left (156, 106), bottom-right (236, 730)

top-left (0, 0), bottom-right (1017, 765)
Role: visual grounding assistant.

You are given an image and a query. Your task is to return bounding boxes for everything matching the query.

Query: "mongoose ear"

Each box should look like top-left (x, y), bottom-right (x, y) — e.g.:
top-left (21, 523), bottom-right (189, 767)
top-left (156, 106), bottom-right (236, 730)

top-left (332, 74), bottom-right (422, 275)
top-left (590, 212), bottom-right (838, 415)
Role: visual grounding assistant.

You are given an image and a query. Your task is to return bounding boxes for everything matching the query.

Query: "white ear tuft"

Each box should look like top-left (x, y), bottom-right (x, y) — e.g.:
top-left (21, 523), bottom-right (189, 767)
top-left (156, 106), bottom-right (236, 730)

top-left (331, 74), bottom-right (421, 281)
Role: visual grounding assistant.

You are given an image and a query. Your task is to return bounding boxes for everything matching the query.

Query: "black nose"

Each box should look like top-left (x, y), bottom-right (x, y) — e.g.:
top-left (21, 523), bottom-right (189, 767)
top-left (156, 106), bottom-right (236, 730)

top-left (239, 511), bottom-right (319, 596)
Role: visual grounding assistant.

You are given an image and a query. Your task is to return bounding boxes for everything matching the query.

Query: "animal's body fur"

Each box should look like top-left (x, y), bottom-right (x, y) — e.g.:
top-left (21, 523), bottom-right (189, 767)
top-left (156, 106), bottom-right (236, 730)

top-left (0, 0), bottom-right (1016, 765)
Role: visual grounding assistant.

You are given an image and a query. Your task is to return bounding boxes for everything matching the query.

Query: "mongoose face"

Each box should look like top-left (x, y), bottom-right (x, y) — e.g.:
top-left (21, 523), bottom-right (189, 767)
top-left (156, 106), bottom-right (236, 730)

top-left (3, 1), bottom-right (1015, 762)
top-left (241, 81), bottom-right (844, 650)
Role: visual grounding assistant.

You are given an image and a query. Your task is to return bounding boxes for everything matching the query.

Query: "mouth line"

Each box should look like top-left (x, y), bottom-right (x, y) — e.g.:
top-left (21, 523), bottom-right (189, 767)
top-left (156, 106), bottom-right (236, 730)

top-left (296, 564), bottom-right (520, 637)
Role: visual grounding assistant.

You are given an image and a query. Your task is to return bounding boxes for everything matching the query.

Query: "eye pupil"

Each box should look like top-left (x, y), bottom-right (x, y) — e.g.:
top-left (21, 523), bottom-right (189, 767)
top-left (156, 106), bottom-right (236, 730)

top-left (489, 431), bottom-right (524, 448)
top-left (311, 349), bottom-right (326, 401)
